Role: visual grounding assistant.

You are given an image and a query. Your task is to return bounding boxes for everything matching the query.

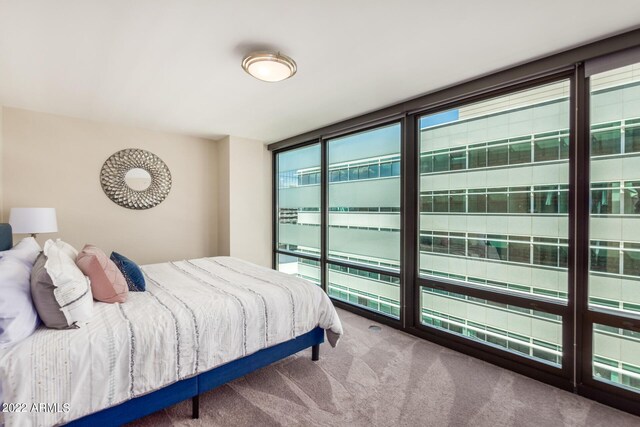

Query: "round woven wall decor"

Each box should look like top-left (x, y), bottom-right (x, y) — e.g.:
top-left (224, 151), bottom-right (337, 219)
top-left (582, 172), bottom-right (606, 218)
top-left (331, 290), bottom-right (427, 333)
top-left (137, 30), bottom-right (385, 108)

top-left (100, 148), bottom-right (172, 210)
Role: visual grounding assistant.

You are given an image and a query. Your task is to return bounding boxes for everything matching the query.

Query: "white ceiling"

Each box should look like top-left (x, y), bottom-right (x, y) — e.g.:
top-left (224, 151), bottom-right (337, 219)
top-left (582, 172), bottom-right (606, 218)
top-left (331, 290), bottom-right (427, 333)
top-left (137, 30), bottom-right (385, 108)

top-left (0, 1), bottom-right (639, 143)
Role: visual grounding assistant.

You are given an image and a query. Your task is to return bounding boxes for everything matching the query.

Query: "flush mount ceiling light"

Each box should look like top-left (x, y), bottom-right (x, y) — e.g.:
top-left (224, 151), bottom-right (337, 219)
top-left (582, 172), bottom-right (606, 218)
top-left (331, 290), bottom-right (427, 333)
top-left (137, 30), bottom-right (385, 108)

top-left (241, 51), bottom-right (297, 82)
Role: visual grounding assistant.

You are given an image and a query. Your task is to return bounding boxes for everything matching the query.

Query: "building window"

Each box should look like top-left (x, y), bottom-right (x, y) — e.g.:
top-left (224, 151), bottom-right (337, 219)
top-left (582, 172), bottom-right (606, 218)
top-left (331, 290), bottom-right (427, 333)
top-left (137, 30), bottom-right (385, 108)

top-left (276, 144), bottom-right (321, 256)
top-left (593, 324), bottom-right (640, 393)
top-left (589, 61), bottom-right (640, 322)
top-left (276, 253), bottom-right (320, 286)
top-left (418, 80), bottom-right (570, 365)
top-left (587, 60), bottom-right (640, 395)
top-left (421, 288), bottom-right (563, 366)
top-left (325, 123), bottom-right (401, 318)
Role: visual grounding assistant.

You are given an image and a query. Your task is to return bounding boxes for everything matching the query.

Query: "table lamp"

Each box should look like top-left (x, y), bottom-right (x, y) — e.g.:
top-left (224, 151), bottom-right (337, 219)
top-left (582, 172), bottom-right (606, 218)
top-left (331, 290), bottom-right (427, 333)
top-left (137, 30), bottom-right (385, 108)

top-left (8, 208), bottom-right (58, 238)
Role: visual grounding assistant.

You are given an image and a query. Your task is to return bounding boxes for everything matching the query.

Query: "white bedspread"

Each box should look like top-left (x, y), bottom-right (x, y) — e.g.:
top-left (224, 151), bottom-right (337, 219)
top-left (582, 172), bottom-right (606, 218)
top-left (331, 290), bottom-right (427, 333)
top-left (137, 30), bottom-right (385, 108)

top-left (0, 257), bottom-right (343, 427)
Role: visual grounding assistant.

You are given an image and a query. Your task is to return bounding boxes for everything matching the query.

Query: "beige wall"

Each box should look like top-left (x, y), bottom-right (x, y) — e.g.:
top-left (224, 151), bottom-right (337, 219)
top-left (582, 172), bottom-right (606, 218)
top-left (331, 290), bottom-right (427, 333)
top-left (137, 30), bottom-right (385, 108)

top-left (217, 135), bottom-right (272, 267)
top-left (217, 137), bottom-right (231, 256)
top-left (0, 107), bottom-right (273, 267)
top-left (0, 107), bottom-right (3, 222)
top-left (1, 107), bottom-right (218, 264)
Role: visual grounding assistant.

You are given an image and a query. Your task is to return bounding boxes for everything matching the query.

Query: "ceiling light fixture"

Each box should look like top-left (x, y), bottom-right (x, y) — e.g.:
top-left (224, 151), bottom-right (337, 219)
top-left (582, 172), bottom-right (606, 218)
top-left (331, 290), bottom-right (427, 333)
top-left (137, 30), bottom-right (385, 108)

top-left (241, 51), bottom-right (297, 82)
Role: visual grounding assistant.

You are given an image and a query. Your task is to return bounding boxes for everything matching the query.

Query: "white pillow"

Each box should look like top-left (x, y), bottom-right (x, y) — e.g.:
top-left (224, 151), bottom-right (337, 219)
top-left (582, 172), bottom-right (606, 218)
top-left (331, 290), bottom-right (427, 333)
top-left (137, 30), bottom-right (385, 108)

top-left (43, 240), bottom-right (93, 328)
top-left (52, 238), bottom-right (79, 261)
top-left (0, 237), bottom-right (41, 266)
top-left (0, 255), bottom-right (39, 348)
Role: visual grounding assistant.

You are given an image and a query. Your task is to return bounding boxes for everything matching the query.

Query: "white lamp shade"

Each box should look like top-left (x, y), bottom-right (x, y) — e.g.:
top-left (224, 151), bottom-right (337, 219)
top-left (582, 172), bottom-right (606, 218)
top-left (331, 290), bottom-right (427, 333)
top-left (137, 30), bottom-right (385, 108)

top-left (246, 60), bottom-right (293, 82)
top-left (9, 208), bottom-right (58, 234)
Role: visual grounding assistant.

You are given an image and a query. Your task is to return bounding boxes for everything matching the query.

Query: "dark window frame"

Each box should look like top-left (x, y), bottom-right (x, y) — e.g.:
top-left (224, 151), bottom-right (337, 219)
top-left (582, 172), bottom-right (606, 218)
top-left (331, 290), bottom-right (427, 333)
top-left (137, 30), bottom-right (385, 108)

top-left (271, 30), bottom-right (640, 417)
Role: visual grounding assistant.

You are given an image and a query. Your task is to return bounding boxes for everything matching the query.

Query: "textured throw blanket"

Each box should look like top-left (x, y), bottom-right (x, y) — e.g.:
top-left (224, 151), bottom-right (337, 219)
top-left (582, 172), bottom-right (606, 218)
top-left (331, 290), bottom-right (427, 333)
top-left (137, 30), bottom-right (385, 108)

top-left (0, 257), bottom-right (342, 426)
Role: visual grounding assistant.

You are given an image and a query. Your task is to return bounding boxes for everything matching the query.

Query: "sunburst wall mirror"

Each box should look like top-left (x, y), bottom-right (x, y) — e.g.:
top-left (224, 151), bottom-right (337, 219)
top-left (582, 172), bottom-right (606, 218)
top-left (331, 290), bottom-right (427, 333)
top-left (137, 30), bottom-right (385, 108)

top-left (100, 148), bottom-right (172, 210)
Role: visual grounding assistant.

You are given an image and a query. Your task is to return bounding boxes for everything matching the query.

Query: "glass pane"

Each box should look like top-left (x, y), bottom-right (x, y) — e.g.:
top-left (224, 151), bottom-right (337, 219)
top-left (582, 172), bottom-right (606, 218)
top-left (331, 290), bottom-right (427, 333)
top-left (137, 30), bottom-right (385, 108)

top-left (421, 287), bottom-right (563, 366)
top-left (487, 191), bottom-right (508, 213)
top-left (488, 144), bottom-right (508, 167)
top-left (591, 127), bottom-right (621, 156)
top-left (509, 190), bottom-right (530, 214)
top-left (277, 144), bottom-right (320, 257)
top-left (419, 81), bottom-right (570, 302)
top-left (593, 323), bottom-right (640, 393)
top-left (468, 193), bottom-right (487, 213)
top-left (589, 61), bottom-right (640, 317)
top-left (534, 136), bottom-right (560, 162)
top-left (534, 244), bottom-right (558, 267)
top-left (328, 264), bottom-right (400, 318)
top-left (509, 141), bottom-right (531, 165)
top-left (450, 192), bottom-right (466, 213)
top-left (625, 125), bottom-right (640, 153)
top-left (276, 254), bottom-right (320, 286)
top-left (433, 151), bottom-right (449, 172)
top-left (469, 145), bottom-right (487, 168)
top-left (450, 149), bottom-right (466, 170)
top-left (533, 186), bottom-right (559, 213)
top-left (349, 166), bottom-right (359, 180)
top-left (328, 124), bottom-right (401, 272)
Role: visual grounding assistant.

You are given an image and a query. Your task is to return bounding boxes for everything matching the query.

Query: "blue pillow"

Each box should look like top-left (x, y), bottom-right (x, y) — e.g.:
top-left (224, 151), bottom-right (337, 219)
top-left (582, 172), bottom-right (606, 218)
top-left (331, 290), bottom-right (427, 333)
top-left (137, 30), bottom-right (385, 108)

top-left (110, 252), bottom-right (146, 292)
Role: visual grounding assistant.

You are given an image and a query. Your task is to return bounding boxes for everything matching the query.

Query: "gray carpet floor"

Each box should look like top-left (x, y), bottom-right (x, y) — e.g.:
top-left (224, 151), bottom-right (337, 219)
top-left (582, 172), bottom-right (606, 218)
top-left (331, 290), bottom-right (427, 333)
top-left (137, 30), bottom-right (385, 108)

top-left (128, 308), bottom-right (640, 427)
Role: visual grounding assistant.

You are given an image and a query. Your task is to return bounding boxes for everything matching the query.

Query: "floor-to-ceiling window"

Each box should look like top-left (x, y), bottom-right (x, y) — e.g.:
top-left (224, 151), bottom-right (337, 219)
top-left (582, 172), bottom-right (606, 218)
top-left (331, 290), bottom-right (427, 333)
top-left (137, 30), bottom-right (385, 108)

top-left (417, 80), bottom-right (571, 368)
top-left (587, 60), bottom-right (640, 395)
top-left (327, 123), bottom-right (401, 317)
top-left (275, 143), bottom-right (321, 285)
top-left (270, 37), bottom-right (640, 416)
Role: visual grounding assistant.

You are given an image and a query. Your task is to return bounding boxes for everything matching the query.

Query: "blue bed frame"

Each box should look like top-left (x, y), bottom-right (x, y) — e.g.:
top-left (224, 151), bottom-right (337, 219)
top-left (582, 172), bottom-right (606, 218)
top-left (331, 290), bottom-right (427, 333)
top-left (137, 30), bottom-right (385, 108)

top-left (0, 224), bottom-right (324, 427)
top-left (65, 327), bottom-right (323, 426)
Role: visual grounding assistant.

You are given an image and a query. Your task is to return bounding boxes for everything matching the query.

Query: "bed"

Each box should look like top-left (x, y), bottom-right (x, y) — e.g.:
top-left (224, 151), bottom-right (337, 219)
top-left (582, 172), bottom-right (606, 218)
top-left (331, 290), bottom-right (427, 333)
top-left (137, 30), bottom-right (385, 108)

top-left (0, 225), bottom-right (343, 426)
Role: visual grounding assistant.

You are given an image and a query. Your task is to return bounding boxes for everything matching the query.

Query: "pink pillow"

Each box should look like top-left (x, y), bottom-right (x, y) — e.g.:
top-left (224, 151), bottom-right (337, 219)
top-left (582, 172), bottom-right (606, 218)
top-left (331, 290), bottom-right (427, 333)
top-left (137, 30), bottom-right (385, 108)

top-left (76, 245), bottom-right (128, 303)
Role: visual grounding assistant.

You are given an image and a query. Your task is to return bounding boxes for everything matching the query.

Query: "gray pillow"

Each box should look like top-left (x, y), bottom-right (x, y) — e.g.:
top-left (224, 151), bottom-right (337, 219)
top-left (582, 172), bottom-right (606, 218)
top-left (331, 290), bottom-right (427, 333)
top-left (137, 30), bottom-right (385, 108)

top-left (30, 253), bottom-right (69, 329)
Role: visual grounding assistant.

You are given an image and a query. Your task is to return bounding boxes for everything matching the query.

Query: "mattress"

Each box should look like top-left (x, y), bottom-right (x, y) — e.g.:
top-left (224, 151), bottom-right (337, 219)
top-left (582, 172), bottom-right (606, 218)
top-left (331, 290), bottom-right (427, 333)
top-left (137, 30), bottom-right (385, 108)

top-left (0, 257), bottom-right (343, 426)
